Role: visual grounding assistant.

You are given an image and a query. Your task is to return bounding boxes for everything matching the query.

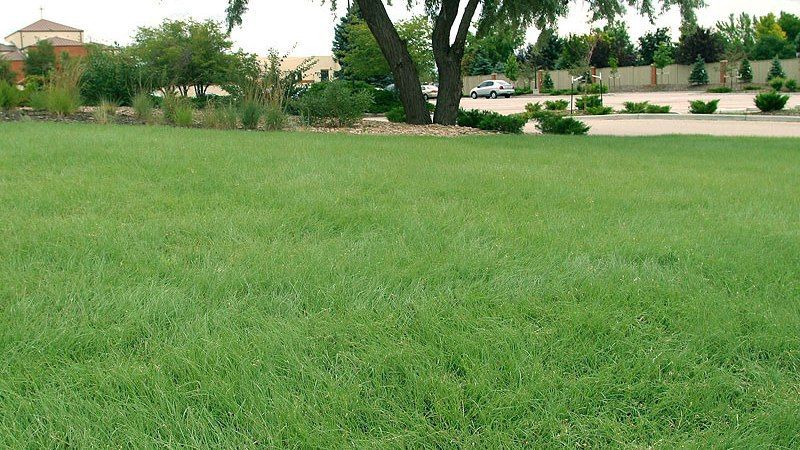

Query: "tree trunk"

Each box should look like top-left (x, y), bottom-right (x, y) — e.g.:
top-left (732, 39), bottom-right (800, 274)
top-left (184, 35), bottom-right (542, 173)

top-left (356, 0), bottom-right (430, 125)
top-left (431, 0), bottom-right (480, 125)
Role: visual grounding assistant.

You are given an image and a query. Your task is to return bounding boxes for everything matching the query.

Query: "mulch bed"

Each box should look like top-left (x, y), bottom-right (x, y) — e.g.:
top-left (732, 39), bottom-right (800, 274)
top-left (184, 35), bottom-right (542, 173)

top-left (0, 107), bottom-right (493, 137)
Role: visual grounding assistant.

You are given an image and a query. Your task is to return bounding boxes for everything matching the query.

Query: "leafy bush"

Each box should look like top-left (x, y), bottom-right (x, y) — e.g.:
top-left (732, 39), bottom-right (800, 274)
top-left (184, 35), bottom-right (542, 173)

top-left (743, 85), bottom-right (761, 91)
top-left (584, 83), bottom-right (608, 94)
top-left (263, 105), bottom-right (286, 131)
top-left (707, 86), bottom-right (732, 93)
top-left (386, 107), bottom-right (406, 123)
top-left (80, 45), bottom-right (143, 106)
top-left (622, 102), bottom-right (649, 114)
top-left (172, 102), bottom-right (195, 127)
top-left (585, 106), bottom-right (613, 115)
top-left (514, 86), bottom-right (533, 95)
top-left (46, 88), bottom-right (82, 116)
top-left (29, 91), bottom-right (49, 110)
top-left (769, 78), bottom-right (785, 92)
top-left (93, 100), bottom-right (118, 124)
top-left (544, 100), bottom-right (569, 111)
top-left (575, 95), bottom-right (602, 110)
top-left (645, 104), bottom-right (671, 113)
top-left (457, 109), bottom-right (526, 133)
top-left (0, 81), bottom-right (21, 109)
top-left (754, 91), bottom-right (789, 112)
top-left (456, 108), bottom-right (487, 128)
top-left (622, 101), bottom-right (671, 114)
top-left (549, 89), bottom-right (580, 96)
top-left (370, 88), bottom-right (402, 114)
top-left (240, 101), bottom-right (262, 130)
top-left (132, 92), bottom-right (154, 123)
top-left (296, 81), bottom-right (373, 127)
top-left (689, 99), bottom-right (719, 114)
top-left (477, 112), bottom-right (527, 134)
top-left (535, 113), bottom-right (590, 135)
top-left (786, 79), bottom-right (798, 92)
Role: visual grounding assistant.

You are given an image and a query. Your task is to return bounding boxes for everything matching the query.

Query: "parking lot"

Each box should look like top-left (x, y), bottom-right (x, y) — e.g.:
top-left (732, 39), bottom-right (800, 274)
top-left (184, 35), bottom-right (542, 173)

top-left (454, 91), bottom-right (800, 115)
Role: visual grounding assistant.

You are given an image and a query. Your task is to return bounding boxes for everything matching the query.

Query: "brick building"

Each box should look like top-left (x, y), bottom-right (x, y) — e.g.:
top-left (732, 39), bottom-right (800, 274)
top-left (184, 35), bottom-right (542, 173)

top-left (1, 19), bottom-right (87, 83)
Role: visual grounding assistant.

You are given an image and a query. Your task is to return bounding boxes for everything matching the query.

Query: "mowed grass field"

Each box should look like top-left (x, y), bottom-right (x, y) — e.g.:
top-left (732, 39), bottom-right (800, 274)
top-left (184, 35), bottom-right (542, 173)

top-left (1, 122), bottom-right (799, 448)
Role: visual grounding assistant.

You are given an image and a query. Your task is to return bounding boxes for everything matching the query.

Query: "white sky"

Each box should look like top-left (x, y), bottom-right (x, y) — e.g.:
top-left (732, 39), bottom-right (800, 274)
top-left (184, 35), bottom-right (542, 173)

top-left (2, 0), bottom-right (799, 56)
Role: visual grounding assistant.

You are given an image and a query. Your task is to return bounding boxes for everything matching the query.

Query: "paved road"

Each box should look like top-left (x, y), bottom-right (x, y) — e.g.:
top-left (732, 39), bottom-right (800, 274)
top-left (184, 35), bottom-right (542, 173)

top-left (453, 91), bottom-right (800, 115)
top-left (525, 117), bottom-right (800, 137)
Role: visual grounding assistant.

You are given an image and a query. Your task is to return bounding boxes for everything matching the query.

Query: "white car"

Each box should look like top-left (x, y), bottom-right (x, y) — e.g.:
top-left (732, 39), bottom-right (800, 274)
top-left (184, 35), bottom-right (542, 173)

top-left (421, 84), bottom-right (438, 100)
top-left (470, 80), bottom-right (514, 99)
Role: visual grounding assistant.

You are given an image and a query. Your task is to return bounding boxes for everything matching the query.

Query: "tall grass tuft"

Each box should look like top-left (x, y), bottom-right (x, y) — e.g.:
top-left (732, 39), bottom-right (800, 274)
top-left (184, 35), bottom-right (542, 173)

top-left (132, 92), bottom-right (154, 123)
top-left (163, 94), bottom-right (194, 127)
top-left (45, 58), bottom-right (84, 116)
top-left (93, 100), bottom-right (118, 124)
top-left (240, 101), bottom-right (262, 130)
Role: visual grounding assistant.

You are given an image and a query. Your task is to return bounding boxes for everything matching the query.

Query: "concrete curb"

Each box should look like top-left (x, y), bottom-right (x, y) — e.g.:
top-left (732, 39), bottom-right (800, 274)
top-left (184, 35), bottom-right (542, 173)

top-left (578, 113), bottom-right (800, 123)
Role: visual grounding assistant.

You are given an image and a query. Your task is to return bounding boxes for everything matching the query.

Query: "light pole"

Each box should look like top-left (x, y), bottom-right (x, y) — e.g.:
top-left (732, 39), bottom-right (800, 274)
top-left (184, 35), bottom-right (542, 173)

top-left (570, 75), bottom-right (583, 115)
top-left (591, 72), bottom-right (603, 105)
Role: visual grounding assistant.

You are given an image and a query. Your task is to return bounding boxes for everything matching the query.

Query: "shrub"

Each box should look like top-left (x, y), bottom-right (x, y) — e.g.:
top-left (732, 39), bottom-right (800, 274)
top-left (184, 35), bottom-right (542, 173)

top-left (263, 105), bottom-right (286, 131)
top-left (707, 86), bottom-right (732, 93)
top-left (240, 101), bottom-right (262, 130)
top-left (767, 56), bottom-right (786, 81)
top-left (514, 86), bottom-right (533, 95)
top-left (29, 91), bottom-right (49, 110)
top-left (370, 88), bottom-right (402, 114)
top-left (585, 105), bottom-right (613, 115)
top-left (743, 85), bottom-right (761, 91)
top-left (44, 58), bottom-right (84, 116)
top-left (535, 113), bottom-right (590, 135)
top-left (0, 80), bottom-right (21, 109)
top-left (386, 107), bottom-right (406, 123)
top-left (584, 83), bottom-right (608, 94)
top-left (622, 101), bottom-right (649, 113)
top-left (645, 104), bottom-right (672, 114)
top-left (46, 88), bottom-right (82, 116)
top-left (93, 100), bottom-right (117, 124)
top-left (544, 100), bottom-right (568, 111)
top-left (0, 59), bottom-right (17, 85)
top-left (132, 92), bottom-right (154, 123)
top-left (164, 96), bottom-right (195, 127)
top-left (754, 91), bottom-right (789, 112)
top-left (456, 109), bottom-right (526, 133)
top-left (689, 99), bottom-right (719, 114)
top-left (477, 112), bottom-right (526, 134)
top-left (769, 78), bottom-right (785, 92)
top-left (738, 59), bottom-right (753, 84)
top-left (296, 81), bottom-right (373, 127)
top-left (456, 108), bottom-right (487, 128)
top-left (80, 45), bottom-right (143, 106)
top-left (541, 72), bottom-right (554, 92)
top-left (786, 79), bottom-right (798, 92)
top-left (689, 55), bottom-right (709, 86)
top-left (575, 95), bottom-right (602, 110)
top-left (203, 104), bottom-right (238, 129)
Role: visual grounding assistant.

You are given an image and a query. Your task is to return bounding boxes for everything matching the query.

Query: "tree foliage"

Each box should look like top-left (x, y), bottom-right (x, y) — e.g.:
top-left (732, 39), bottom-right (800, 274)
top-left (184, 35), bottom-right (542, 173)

top-left (0, 59), bottom-right (17, 84)
top-left (132, 19), bottom-right (237, 96)
top-left (638, 28), bottom-right (673, 65)
top-left (688, 54), bottom-right (709, 85)
top-left (676, 27), bottom-right (724, 64)
top-left (24, 40), bottom-right (57, 77)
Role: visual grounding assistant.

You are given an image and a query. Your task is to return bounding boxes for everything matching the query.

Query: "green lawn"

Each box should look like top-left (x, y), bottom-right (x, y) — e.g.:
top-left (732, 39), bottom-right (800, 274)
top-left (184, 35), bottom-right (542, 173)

top-left (1, 121), bottom-right (799, 448)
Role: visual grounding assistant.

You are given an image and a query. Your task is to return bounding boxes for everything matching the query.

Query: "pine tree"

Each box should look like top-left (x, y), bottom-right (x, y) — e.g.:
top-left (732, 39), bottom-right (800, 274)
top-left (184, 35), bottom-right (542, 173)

top-left (767, 56), bottom-right (786, 81)
top-left (688, 55), bottom-right (709, 85)
top-left (541, 72), bottom-right (554, 91)
top-left (738, 59), bottom-right (753, 83)
top-left (331, 4), bottom-right (362, 80)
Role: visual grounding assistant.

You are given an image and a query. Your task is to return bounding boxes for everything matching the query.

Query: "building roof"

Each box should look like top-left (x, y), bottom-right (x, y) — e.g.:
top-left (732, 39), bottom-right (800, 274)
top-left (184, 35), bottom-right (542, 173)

top-left (43, 36), bottom-right (83, 47)
top-left (0, 50), bottom-right (24, 61)
top-left (0, 44), bottom-right (17, 53)
top-left (15, 19), bottom-right (83, 33)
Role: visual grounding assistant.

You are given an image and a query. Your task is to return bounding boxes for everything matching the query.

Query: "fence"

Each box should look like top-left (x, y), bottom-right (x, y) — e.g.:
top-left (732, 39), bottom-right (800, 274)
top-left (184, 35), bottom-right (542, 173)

top-left (463, 58), bottom-right (800, 93)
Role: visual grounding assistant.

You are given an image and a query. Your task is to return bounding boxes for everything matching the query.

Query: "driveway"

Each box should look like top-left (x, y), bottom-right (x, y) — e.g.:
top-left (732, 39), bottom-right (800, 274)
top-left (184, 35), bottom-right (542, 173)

top-left (453, 91), bottom-right (800, 115)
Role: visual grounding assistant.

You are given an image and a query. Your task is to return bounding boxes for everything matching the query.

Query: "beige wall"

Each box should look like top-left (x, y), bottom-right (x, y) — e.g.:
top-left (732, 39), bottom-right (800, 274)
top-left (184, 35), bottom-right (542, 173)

top-left (6, 31), bottom-right (83, 49)
top-left (278, 55), bottom-right (340, 84)
top-left (485, 58), bottom-right (800, 92)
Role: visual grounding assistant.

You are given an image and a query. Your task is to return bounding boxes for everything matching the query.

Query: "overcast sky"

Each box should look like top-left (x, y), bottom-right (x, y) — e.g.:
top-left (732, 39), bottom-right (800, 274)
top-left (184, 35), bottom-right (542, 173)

top-left (3, 0), bottom-right (799, 55)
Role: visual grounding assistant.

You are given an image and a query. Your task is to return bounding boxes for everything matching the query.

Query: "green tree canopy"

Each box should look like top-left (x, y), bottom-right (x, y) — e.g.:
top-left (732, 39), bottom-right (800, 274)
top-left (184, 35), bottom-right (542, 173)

top-left (24, 40), bottom-right (56, 77)
top-left (638, 28), bottom-right (673, 65)
top-left (132, 19), bottom-right (237, 96)
top-left (675, 27), bottom-right (724, 64)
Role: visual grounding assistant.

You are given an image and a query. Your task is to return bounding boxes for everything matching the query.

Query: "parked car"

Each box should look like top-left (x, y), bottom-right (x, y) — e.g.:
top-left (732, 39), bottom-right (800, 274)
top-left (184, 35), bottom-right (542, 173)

top-left (470, 80), bottom-right (514, 99)
top-left (421, 84), bottom-right (439, 100)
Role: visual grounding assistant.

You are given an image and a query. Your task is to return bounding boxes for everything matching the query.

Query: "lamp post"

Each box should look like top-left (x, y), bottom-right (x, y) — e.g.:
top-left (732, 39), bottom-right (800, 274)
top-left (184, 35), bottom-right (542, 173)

top-left (570, 75), bottom-right (583, 115)
top-left (591, 72), bottom-right (603, 104)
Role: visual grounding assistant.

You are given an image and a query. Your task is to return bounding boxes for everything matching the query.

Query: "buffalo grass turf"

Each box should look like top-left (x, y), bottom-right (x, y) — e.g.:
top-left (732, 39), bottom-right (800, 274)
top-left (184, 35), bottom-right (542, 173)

top-left (0, 121), bottom-right (798, 448)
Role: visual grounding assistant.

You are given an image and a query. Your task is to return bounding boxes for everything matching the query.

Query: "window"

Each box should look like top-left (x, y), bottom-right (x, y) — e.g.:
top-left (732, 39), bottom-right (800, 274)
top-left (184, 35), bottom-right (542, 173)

top-left (320, 69), bottom-right (330, 82)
